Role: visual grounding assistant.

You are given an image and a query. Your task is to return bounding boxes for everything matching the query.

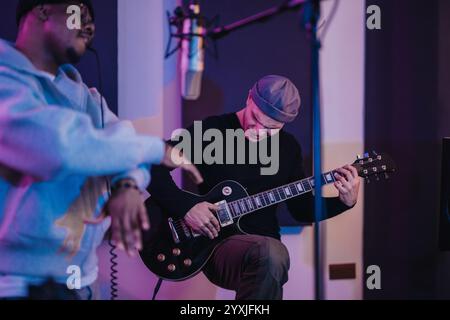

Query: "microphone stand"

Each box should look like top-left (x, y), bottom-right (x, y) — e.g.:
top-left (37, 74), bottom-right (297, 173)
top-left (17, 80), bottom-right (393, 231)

top-left (189, 0), bottom-right (326, 300)
top-left (208, 0), bottom-right (308, 40)
top-left (303, 0), bottom-right (325, 301)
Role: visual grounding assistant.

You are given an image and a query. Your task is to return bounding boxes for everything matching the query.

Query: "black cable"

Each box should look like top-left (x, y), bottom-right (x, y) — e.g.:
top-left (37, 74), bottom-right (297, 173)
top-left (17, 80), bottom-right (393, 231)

top-left (152, 278), bottom-right (163, 300)
top-left (108, 234), bottom-right (119, 300)
top-left (91, 41), bottom-right (165, 301)
top-left (88, 46), bottom-right (118, 301)
top-left (88, 47), bottom-right (105, 129)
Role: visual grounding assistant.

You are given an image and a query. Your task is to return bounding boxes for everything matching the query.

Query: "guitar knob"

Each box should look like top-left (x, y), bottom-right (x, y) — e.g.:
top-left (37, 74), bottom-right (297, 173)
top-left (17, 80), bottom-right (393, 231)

top-left (167, 264), bottom-right (176, 272)
top-left (184, 259), bottom-right (192, 267)
top-left (172, 248), bottom-right (181, 256)
top-left (157, 254), bottom-right (166, 262)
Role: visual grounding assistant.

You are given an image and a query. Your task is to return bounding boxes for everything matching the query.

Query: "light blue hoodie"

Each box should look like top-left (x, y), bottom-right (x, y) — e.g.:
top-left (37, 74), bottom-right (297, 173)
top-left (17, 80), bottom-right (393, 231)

top-left (0, 39), bottom-right (165, 297)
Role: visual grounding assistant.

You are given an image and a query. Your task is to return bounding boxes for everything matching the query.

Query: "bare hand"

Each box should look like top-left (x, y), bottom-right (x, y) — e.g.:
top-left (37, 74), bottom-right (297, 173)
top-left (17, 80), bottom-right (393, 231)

top-left (334, 165), bottom-right (361, 207)
top-left (184, 202), bottom-right (220, 239)
top-left (104, 187), bottom-right (149, 256)
top-left (161, 144), bottom-right (203, 185)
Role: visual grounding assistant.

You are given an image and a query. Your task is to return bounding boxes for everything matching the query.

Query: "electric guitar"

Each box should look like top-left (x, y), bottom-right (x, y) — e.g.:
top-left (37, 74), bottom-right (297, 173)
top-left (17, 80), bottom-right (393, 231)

top-left (139, 152), bottom-right (396, 281)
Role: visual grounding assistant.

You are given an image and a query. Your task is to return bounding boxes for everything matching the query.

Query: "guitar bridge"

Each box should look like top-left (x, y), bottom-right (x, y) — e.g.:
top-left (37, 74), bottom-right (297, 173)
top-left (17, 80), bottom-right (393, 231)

top-left (168, 218), bottom-right (181, 244)
top-left (169, 218), bottom-right (202, 240)
top-left (215, 200), bottom-right (234, 227)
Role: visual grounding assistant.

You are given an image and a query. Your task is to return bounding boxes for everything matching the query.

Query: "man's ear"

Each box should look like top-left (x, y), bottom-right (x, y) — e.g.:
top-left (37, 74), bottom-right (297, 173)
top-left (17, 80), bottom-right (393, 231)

top-left (36, 5), bottom-right (49, 22)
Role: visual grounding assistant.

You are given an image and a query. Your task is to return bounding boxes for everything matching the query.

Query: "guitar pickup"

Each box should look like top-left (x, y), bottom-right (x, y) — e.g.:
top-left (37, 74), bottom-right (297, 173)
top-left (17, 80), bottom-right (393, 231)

top-left (215, 200), bottom-right (234, 227)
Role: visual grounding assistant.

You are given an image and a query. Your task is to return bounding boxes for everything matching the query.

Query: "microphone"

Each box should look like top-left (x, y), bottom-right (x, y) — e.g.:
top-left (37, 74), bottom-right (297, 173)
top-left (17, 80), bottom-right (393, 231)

top-left (166, 0), bottom-right (309, 101)
top-left (180, 1), bottom-right (206, 100)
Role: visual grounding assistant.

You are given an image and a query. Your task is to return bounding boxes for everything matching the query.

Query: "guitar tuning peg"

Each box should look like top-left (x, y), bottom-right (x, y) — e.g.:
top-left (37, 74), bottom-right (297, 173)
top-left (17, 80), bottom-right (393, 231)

top-left (375, 174), bottom-right (380, 181)
top-left (366, 178), bottom-right (370, 184)
top-left (384, 173), bottom-right (390, 180)
top-left (372, 150), bottom-right (378, 156)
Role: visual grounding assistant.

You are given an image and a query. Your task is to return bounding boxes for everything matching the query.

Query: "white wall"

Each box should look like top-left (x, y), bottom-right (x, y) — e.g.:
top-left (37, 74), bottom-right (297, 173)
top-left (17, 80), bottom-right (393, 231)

top-left (321, 0), bottom-right (365, 300)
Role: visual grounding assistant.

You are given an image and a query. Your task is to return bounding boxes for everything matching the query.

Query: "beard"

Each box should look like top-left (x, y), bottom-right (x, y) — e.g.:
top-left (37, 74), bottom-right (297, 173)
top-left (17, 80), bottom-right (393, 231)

top-left (66, 47), bottom-right (83, 64)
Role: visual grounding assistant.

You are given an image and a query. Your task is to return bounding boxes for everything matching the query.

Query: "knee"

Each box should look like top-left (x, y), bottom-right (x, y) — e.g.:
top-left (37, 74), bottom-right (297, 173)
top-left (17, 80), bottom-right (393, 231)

top-left (246, 237), bottom-right (290, 282)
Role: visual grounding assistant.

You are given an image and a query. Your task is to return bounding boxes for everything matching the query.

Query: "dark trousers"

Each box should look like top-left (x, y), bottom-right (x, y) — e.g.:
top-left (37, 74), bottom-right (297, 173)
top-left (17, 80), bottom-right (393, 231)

top-left (203, 234), bottom-right (290, 300)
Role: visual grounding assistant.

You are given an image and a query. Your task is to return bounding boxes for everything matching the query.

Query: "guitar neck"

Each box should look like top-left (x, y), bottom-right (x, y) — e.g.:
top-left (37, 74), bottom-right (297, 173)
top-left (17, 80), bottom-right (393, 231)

top-left (224, 169), bottom-right (340, 219)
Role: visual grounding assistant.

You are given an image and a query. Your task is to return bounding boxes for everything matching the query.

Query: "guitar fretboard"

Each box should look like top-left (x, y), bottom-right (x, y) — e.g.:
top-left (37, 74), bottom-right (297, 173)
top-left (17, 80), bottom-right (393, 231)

top-left (221, 170), bottom-right (339, 220)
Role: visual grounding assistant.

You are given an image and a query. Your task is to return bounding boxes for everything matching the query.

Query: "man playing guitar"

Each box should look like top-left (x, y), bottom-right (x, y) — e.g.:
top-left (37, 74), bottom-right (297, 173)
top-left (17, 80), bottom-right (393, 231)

top-left (148, 75), bottom-right (360, 300)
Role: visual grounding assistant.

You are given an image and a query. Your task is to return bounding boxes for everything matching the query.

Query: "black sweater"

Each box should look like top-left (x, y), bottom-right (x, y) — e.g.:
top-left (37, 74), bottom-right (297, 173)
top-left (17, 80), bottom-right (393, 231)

top-left (148, 113), bottom-right (352, 240)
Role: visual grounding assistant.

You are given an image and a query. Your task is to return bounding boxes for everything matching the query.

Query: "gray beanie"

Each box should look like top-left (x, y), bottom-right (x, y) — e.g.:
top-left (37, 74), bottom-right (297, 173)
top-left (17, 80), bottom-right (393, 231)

top-left (250, 75), bottom-right (301, 123)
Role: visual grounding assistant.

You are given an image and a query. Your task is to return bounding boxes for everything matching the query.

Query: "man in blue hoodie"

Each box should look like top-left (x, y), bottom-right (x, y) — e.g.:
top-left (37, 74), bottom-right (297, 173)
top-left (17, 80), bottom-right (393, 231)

top-left (0, 0), bottom-right (202, 299)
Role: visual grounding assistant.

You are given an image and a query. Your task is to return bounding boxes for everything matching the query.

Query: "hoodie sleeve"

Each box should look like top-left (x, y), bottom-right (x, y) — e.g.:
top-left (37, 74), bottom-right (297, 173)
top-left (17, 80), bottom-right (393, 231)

top-left (0, 71), bottom-right (165, 185)
top-left (88, 87), bottom-right (152, 189)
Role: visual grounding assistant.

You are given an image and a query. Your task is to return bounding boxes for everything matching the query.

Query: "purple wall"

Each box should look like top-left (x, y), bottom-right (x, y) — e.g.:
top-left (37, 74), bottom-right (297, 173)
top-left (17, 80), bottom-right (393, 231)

top-left (78, 0), bottom-right (118, 115)
top-left (181, 0), bottom-right (313, 226)
top-left (0, 0), bottom-right (118, 114)
top-left (0, 1), bottom-right (17, 41)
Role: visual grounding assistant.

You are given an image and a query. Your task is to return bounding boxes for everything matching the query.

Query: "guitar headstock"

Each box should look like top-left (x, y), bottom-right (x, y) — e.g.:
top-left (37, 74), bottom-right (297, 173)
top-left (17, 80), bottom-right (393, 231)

top-left (352, 151), bottom-right (396, 182)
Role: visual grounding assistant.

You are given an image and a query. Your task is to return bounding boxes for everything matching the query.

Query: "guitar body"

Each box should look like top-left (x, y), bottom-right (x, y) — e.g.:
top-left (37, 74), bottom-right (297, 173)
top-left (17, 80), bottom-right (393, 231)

top-left (140, 181), bottom-right (249, 281)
